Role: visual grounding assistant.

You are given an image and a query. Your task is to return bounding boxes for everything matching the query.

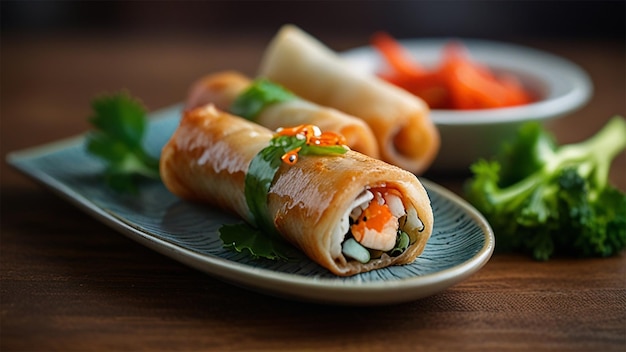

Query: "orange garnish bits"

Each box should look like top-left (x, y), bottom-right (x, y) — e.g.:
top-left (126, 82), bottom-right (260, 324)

top-left (275, 124), bottom-right (318, 140)
top-left (275, 124), bottom-right (347, 164)
top-left (280, 147), bottom-right (301, 165)
top-left (310, 131), bottom-right (347, 146)
top-left (371, 32), bottom-right (534, 109)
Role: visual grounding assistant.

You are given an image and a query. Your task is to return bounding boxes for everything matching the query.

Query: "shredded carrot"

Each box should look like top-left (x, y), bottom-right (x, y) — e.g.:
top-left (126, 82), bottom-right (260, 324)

top-left (276, 124), bottom-right (318, 142)
top-left (371, 33), bottom-right (534, 110)
top-left (276, 124), bottom-right (346, 146)
top-left (275, 124), bottom-right (347, 164)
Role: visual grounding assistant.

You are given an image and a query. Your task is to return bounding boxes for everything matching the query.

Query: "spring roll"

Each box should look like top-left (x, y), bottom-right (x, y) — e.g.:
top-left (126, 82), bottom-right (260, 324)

top-left (258, 24), bottom-right (440, 174)
top-left (185, 70), bottom-right (379, 158)
top-left (160, 104), bottom-right (434, 276)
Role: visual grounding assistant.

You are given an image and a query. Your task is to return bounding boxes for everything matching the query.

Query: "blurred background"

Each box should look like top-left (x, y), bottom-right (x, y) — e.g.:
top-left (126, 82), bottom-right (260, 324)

top-left (2, 1), bottom-right (624, 41)
top-left (1, 0), bottom-right (624, 154)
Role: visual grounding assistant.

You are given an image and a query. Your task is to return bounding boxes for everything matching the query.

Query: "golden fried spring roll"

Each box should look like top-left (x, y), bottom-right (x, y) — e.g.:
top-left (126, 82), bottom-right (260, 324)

top-left (258, 25), bottom-right (440, 174)
top-left (185, 71), bottom-right (379, 158)
top-left (160, 104), bottom-right (434, 276)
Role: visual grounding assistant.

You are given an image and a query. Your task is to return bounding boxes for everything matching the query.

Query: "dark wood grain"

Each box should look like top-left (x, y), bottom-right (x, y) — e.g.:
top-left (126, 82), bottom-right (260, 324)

top-left (1, 32), bottom-right (625, 352)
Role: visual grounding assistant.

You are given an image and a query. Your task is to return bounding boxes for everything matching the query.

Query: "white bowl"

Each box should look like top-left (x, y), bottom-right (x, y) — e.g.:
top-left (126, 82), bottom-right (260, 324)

top-left (340, 38), bottom-right (593, 172)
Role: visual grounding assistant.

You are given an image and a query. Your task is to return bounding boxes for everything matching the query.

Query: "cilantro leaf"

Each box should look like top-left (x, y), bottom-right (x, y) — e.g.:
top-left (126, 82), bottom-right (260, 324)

top-left (89, 91), bottom-right (147, 148)
top-left (86, 91), bottom-right (160, 194)
top-left (230, 79), bottom-right (297, 120)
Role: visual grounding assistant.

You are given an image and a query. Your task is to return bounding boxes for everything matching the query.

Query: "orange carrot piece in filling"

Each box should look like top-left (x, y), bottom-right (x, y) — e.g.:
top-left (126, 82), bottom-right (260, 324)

top-left (352, 201), bottom-right (394, 237)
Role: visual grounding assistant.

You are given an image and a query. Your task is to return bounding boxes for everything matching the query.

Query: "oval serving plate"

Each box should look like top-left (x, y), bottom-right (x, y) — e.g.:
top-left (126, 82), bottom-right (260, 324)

top-left (7, 104), bottom-right (494, 306)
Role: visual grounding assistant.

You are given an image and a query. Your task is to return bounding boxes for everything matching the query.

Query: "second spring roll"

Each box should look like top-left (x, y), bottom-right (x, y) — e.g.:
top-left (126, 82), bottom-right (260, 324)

top-left (185, 71), bottom-right (379, 158)
top-left (160, 104), bottom-right (434, 276)
top-left (258, 25), bottom-right (441, 174)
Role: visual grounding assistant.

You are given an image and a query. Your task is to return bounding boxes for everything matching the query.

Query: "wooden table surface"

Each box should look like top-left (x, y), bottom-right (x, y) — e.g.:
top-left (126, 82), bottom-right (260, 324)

top-left (1, 31), bottom-right (625, 351)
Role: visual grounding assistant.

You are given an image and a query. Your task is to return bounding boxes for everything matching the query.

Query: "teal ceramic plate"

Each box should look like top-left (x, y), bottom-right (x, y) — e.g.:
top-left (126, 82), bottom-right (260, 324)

top-left (7, 104), bottom-right (494, 305)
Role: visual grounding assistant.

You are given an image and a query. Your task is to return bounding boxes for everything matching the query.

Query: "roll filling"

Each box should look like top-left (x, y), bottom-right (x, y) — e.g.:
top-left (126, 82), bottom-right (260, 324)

top-left (337, 187), bottom-right (425, 264)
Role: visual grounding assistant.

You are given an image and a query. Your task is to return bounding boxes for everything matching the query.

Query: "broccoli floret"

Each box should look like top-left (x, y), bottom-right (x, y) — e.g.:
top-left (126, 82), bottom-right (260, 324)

top-left (465, 116), bottom-right (626, 260)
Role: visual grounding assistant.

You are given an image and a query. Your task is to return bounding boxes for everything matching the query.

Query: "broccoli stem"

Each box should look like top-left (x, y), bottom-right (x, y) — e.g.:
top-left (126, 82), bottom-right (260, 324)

top-left (490, 116), bottom-right (626, 207)
top-left (490, 170), bottom-right (545, 211)
top-left (554, 116), bottom-right (626, 190)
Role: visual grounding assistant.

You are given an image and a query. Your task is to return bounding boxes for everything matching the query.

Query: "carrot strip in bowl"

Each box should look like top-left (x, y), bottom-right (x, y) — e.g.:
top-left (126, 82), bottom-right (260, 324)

top-left (371, 33), bottom-right (534, 110)
top-left (371, 31), bottom-right (425, 79)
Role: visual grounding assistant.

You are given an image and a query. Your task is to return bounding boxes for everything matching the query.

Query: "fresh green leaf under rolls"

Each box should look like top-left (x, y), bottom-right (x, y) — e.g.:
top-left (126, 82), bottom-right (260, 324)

top-left (219, 223), bottom-right (299, 261)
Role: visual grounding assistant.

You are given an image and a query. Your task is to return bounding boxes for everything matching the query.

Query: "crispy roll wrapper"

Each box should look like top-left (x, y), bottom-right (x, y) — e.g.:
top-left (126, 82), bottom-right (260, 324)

top-left (160, 105), bottom-right (434, 276)
top-left (258, 25), bottom-right (441, 174)
top-left (185, 71), bottom-right (379, 158)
